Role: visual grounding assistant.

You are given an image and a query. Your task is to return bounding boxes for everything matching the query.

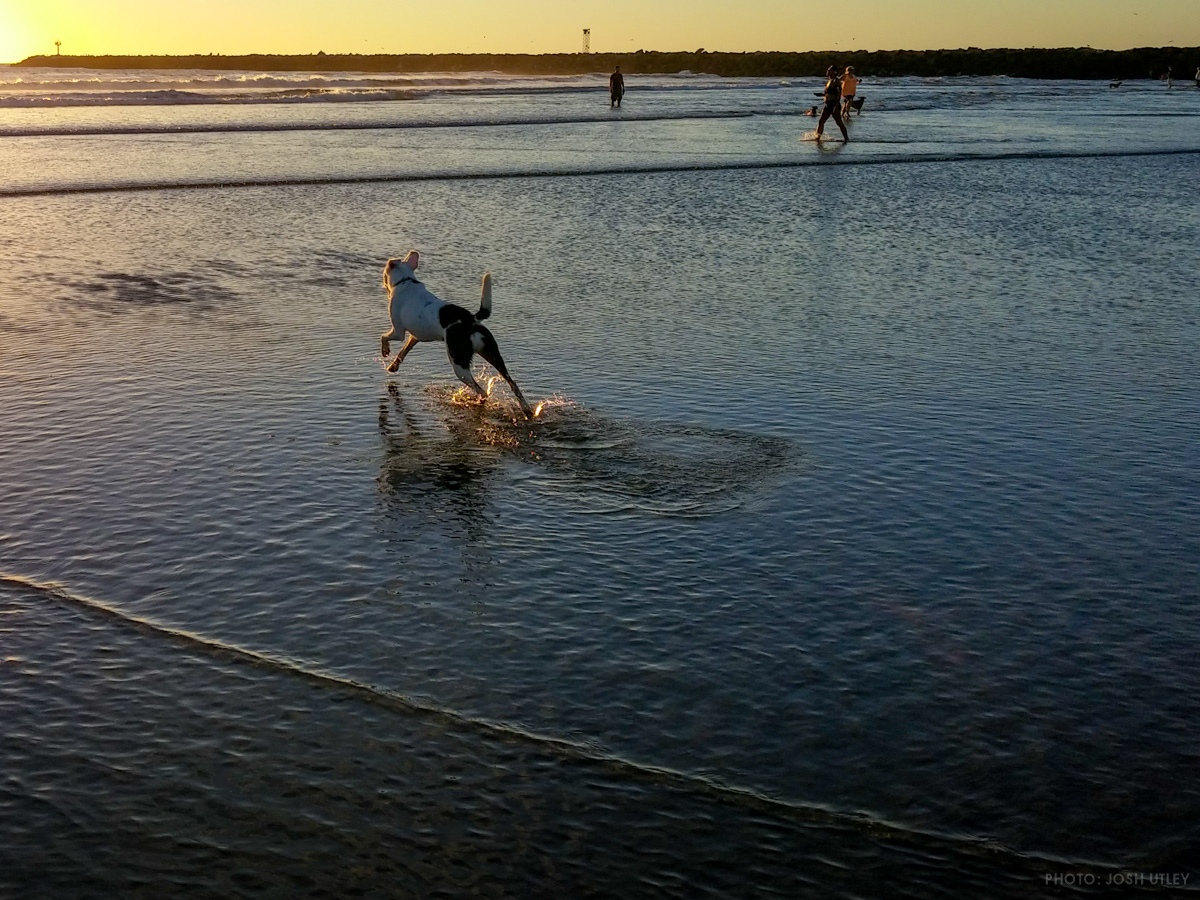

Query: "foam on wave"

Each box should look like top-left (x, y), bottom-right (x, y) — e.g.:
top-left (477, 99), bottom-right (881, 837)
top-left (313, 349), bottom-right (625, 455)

top-left (0, 70), bottom-right (799, 109)
top-left (3, 147), bottom-right (1198, 200)
top-left (0, 570), bottom-right (1126, 876)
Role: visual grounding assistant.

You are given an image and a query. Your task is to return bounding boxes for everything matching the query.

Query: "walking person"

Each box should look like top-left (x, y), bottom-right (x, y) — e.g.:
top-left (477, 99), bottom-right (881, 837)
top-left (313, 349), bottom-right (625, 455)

top-left (815, 66), bottom-right (849, 142)
top-left (840, 65), bottom-right (859, 119)
top-left (609, 66), bottom-right (625, 108)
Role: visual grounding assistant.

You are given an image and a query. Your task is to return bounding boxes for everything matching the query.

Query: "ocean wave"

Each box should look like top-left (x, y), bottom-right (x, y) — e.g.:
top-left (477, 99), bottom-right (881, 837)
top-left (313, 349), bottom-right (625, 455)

top-left (0, 69), bottom-right (607, 89)
top-left (0, 571), bottom-right (1128, 876)
top-left (5, 147), bottom-right (1198, 199)
top-left (0, 87), bottom-right (420, 108)
top-left (0, 69), bottom-right (807, 109)
top-left (0, 82), bottom-right (799, 109)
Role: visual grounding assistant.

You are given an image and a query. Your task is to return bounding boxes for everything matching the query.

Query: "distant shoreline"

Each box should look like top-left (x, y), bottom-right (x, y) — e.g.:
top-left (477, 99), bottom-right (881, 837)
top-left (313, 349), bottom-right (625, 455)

top-left (12, 47), bottom-right (1200, 79)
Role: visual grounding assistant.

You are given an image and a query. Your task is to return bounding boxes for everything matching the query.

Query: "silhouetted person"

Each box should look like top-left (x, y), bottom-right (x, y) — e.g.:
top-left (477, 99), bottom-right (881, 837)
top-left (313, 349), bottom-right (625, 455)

top-left (610, 66), bottom-right (625, 108)
top-left (815, 66), bottom-right (848, 142)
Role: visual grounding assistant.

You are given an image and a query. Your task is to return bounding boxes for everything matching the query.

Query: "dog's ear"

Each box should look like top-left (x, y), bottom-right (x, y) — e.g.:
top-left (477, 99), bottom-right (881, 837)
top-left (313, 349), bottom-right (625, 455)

top-left (402, 250), bottom-right (420, 270)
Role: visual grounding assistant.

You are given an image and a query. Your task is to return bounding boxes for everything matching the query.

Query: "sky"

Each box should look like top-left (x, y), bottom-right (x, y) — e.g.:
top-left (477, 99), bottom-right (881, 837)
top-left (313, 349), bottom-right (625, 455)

top-left (2, 0), bottom-right (1199, 64)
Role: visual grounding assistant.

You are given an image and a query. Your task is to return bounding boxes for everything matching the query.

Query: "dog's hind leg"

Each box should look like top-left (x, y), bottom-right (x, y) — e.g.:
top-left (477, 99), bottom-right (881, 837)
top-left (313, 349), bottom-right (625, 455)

top-left (473, 326), bottom-right (534, 418)
top-left (386, 333), bottom-right (418, 373)
top-left (444, 323), bottom-right (487, 399)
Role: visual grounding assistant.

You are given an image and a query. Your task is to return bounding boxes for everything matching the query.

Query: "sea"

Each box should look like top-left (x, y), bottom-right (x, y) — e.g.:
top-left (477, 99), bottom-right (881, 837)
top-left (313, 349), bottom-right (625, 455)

top-left (1, 66), bottom-right (1199, 898)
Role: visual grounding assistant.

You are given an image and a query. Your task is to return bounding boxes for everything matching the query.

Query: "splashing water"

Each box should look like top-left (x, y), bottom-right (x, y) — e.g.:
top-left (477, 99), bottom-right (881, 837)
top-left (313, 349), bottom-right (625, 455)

top-left (409, 384), bottom-right (794, 516)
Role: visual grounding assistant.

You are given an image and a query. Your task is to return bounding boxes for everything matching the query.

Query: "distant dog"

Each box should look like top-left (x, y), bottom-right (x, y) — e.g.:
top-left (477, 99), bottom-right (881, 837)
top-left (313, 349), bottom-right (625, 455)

top-left (380, 251), bottom-right (534, 417)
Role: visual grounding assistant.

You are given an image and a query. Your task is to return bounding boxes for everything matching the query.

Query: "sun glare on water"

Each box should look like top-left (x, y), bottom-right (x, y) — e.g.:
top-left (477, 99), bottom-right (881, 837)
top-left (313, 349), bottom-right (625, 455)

top-left (482, 371), bottom-right (547, 418)
top-left (445, 376), bottom-right (553, 422)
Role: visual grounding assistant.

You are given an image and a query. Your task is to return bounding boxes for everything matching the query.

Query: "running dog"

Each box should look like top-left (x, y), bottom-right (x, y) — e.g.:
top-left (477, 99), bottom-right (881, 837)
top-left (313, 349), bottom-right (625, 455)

top-left (380, 251), bottom-right (534, 418)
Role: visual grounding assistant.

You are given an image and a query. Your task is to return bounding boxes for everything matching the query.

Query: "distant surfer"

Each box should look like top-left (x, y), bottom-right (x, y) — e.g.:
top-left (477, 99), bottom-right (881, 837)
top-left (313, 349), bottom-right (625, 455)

top-left (610, 66), bottom-right (625, 108)
top-left (815, 66), bottom-right (849, 142)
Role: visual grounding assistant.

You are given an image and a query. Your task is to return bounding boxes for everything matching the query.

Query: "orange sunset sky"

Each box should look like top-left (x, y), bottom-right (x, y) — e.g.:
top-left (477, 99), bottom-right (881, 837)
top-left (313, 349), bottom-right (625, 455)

top-left (3, 0), bottom-right (1199, 64)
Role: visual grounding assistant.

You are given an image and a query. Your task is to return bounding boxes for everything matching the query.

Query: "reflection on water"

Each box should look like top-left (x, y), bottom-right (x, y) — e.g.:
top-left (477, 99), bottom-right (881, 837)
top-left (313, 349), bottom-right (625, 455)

top-left (376, 382), bottom-right (502, 547)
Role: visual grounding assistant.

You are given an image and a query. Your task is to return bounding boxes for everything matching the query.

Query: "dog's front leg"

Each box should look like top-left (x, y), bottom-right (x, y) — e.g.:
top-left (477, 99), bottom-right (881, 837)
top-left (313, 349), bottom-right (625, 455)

top-left (381, 327), bottom-right (396, 358)
top-left (387, 334), bottom-right (419, 373)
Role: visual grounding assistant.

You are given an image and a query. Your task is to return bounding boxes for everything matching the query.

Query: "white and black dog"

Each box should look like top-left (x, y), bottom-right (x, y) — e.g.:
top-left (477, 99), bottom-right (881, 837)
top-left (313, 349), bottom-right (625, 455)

top-left (381, 251), bottom-right (534, 418)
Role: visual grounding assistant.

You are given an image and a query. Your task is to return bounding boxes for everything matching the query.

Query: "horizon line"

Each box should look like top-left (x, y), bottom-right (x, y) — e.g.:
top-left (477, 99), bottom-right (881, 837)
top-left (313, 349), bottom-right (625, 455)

top-left (10, 44), bottom-right (1200, 62)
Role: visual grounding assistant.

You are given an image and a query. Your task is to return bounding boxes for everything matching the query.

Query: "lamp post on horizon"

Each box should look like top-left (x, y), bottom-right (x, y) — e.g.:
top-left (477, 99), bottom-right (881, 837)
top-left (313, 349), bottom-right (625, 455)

top-left (55, 41), bottom-right (61, 56)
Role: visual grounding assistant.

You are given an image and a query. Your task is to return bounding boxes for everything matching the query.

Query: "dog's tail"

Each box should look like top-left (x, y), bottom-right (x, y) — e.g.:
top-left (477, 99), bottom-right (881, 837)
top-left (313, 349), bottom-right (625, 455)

top-left (476, 273), bottom-right (493, 321)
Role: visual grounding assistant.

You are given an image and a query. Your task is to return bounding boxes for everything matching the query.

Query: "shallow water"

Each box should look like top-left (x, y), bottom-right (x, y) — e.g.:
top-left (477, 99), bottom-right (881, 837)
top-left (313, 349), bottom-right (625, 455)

top-left (2, 70), bottom-right (1200, 897)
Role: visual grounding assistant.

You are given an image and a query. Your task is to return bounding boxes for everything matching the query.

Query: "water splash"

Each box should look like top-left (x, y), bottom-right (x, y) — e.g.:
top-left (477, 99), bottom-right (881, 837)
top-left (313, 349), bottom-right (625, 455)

top-left (412, 384), bottom-right (795, 517)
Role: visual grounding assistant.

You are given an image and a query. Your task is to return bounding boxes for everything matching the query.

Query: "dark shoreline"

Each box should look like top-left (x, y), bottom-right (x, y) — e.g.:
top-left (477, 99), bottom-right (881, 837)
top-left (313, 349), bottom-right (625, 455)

top-left (12, 47), bottom-right (1200, 79)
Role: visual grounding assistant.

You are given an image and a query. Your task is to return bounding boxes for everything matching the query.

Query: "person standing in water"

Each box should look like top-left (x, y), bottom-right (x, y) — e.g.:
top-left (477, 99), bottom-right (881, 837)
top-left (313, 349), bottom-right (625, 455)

top-left (840, 65), bottom-right (860, 119)
top-left (815, 65), bottom-right (849, 142)
top-left (610, 66), bottom-right (625, 108)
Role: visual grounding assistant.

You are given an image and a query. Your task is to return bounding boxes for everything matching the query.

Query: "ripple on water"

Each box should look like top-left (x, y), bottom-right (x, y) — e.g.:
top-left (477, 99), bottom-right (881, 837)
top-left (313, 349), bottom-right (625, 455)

top-left (380, 382), bottom-right (799, 517)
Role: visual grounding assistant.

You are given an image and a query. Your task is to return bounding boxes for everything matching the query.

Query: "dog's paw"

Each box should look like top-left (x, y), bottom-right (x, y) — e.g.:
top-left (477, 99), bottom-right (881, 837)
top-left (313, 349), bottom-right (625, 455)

top-left (386, 359), bottom-right (401, 373)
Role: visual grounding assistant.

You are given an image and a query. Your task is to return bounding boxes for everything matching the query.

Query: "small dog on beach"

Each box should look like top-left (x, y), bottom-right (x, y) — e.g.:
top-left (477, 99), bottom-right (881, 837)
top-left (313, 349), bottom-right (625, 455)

top-left (380, 251), bottom-right (534, 418)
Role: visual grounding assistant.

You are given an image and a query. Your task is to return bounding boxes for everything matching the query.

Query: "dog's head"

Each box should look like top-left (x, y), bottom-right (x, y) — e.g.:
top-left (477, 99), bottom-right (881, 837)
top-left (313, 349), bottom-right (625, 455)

top-left (382, 250), bottom-right (420, 292)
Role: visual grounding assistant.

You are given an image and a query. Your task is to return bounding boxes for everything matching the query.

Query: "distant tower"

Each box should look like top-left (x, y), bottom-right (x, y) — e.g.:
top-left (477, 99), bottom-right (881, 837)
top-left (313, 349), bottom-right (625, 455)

top-left (55, 40), bottom-right (61, 56)
top-left (582, 29), bottom-right (590, 54)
